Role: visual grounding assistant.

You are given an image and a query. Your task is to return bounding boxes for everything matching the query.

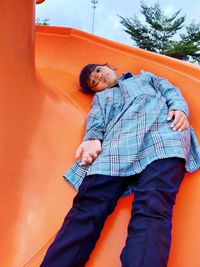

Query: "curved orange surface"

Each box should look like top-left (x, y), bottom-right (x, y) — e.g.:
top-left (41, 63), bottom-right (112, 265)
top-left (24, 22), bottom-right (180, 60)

top-left (36, 0), bottom-right (46, 5)
top-left (1, 3), bottom-right (200, 267)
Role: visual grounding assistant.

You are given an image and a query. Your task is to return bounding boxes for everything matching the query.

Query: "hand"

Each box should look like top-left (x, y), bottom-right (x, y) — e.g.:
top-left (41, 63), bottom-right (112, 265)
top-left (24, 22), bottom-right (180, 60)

top-left (76, 140), bottom-right (102, 167)
top-left (167, 110), bottom-right (189, 131)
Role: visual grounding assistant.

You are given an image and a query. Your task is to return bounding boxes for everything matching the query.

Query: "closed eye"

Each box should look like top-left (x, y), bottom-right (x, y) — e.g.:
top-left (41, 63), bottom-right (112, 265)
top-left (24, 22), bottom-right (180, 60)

top-left (96, 66), bottom-right (101, 73)
top-left (89, 78), bottom-right (100, 88)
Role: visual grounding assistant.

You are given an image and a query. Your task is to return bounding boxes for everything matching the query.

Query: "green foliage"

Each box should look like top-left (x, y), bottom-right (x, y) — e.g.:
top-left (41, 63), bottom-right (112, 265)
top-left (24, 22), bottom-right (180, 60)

top-left (119, 2), bottom-right (200, 63)
top-left (36, 18), bottom-right (50, 25)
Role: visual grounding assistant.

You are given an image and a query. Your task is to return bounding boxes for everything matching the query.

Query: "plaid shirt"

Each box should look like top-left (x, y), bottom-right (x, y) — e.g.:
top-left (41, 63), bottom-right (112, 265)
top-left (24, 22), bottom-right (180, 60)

top-left (64, 71), bottom-right (200, 196)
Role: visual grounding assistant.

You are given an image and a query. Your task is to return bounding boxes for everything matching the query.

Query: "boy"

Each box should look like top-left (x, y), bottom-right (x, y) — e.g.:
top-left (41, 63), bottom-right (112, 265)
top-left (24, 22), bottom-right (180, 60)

top-left (41, 64), bottom-right (200, 267)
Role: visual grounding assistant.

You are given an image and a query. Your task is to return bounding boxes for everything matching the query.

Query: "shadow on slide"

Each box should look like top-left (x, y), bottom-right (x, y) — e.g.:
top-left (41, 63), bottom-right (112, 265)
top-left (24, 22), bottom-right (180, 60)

top-left (2, 26), bottom-right (200, 267)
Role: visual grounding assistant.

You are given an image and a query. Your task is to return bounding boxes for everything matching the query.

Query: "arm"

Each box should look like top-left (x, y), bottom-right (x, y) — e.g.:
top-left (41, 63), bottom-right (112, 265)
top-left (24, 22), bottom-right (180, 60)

top-left (76, 94), bottom-right (105, 166)
top-left (83, 94), bottom-right (105, 141)
top-left (146, 72), bottom-right (189, 131)
top-left (149, 72), bottom-right (189, 117)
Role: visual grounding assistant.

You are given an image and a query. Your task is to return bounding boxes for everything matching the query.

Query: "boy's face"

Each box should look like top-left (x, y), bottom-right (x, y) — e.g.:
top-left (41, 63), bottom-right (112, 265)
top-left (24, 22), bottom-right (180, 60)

top-left (87, 65), bottom-right (118, 92)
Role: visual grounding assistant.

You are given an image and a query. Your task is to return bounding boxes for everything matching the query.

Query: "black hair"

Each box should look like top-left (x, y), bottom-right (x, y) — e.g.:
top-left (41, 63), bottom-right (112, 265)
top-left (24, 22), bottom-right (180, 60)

top-left (79, 63), bottom-right (107, 94)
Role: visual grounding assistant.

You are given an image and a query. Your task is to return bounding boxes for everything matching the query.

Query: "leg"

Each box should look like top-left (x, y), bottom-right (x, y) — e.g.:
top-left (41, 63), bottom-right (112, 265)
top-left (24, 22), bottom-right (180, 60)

top-left (120, 158), bottom-right (185, 267)
top-left (40, 174), bottom-right (129, 267)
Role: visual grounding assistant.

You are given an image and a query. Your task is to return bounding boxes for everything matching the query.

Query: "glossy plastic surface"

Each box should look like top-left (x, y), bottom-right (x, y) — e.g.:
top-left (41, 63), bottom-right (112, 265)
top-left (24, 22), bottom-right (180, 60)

top-left (0, 2), bottom-right (200, 266)
top-left (36, 0), bottom-right (46, 5)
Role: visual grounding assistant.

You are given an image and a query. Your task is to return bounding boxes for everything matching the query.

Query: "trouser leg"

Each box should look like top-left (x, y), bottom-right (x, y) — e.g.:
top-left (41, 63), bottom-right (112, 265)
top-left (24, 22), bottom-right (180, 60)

top-left (120, 158), bottom-right (185, 267)
top-left (40, 174), bottom-right (129, 267)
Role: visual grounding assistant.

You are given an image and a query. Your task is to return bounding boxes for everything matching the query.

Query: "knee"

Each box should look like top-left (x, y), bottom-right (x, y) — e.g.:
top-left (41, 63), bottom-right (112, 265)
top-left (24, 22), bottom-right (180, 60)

top-left (132, 188), bottom-right (177, 222)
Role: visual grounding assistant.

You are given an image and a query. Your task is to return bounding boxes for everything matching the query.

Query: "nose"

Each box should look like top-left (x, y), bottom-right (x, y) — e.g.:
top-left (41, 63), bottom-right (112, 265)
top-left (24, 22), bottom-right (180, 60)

top-left (95, 72), bottom-right (103, 81)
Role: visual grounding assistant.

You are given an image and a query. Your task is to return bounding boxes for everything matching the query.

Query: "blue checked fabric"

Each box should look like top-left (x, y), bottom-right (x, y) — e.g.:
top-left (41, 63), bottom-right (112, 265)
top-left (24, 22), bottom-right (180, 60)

top-left (64, 71), bottom-right (200, 196)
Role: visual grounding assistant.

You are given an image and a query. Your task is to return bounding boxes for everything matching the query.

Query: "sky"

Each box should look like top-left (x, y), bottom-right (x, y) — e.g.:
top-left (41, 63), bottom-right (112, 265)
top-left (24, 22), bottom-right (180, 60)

top-left (36, 0), bottom-right (200, 46)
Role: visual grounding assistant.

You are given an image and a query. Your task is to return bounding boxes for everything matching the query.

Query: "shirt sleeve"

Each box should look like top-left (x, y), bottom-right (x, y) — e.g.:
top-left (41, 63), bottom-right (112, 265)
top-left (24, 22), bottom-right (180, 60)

top-left (144, 71), bottom-right (189, 118)
top-left (82, 94), bottom-right (105, 142)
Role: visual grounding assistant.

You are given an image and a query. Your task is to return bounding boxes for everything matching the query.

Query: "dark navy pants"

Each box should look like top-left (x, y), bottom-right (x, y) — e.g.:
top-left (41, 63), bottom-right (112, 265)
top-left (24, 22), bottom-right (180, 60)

top-left (40, 158), bottom-right (185, 267)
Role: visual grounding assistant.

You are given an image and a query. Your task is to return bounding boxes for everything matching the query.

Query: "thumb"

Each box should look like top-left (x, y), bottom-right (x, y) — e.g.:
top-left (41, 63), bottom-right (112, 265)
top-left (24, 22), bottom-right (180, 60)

top-left (76, 145), bottom-right (83, 159)
top-left (167, 110), bottom-right (175, 121)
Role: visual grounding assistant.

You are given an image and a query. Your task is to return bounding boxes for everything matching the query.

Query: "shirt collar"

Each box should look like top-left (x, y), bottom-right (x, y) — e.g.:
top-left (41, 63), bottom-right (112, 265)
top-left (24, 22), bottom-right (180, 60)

top-left (110, 72), bottom-right (134, 88)
top-left (120, 72), bottom-right (134, 80)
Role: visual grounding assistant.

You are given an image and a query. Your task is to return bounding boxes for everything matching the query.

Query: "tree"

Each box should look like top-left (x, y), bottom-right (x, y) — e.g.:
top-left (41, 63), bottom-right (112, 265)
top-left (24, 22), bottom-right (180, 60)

top-left (119, 2), bottom-right (200, 63)
top-left (36, 18), bottom-right (50, 25)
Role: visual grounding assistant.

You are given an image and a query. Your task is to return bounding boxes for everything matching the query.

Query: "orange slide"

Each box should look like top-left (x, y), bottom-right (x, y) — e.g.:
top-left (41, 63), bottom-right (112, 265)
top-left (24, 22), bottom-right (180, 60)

top-left (1, 1), bottom-right (200, 267)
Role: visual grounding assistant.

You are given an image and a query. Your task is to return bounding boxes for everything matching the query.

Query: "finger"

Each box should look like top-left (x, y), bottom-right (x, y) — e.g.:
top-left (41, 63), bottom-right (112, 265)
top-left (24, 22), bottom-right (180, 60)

top-left (79, 159), bottom-right (87, 166)
top-left (167, 110), bottom-right (175, 121)
top-left (171, 112), bottom-right (182, 128)
top-left (82, 150), bottom-right (92, 158)
top-left (96, 147), bottom-right (102, 153)
top-left (89, 152), bottom-right (98, 159)
top-left (79, 160), bottom-right (92, 167)
top-left (79, 160), bottom-right (87, 166)
top-left (90, 147), bottom-right (102, 157)
top-left (172, 114), bottom-right (188, 130)
top-left (176, 122), bottom-right (186, 132)
top-left (79, 155), bottom-right (93, 166)
top-left (177, 121), bottom-right (188, 132)
top-left (172, 116), bottom-right (185, 130)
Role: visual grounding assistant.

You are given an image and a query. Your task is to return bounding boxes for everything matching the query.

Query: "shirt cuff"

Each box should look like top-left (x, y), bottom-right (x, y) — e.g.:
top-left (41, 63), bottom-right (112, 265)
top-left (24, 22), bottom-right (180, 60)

top-left (83, 132), bottom-right (103, 142)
